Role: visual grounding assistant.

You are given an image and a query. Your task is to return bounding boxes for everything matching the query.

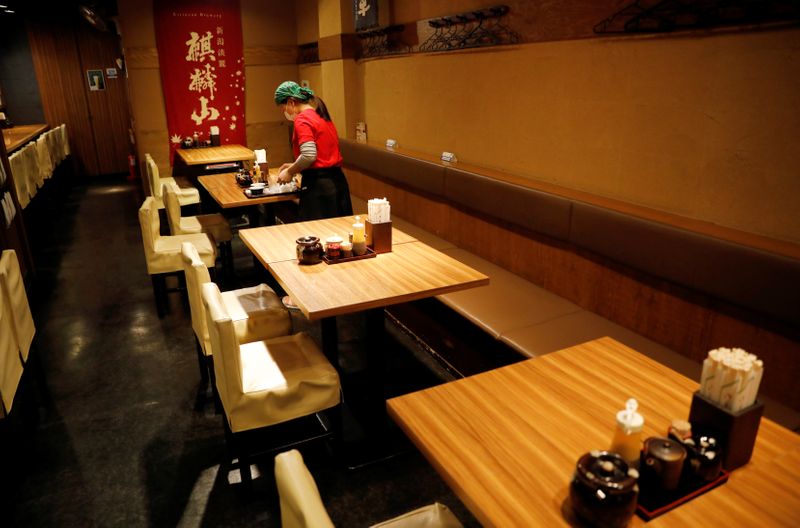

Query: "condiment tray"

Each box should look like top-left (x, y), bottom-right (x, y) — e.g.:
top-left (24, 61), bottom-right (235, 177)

top-left (322, 247), bottom-right (377, 264)
top-left (636, 469), bottom-right (729, 520)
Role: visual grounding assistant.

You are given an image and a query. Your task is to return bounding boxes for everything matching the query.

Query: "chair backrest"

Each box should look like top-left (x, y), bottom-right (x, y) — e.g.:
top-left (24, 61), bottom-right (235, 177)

top-left (274, 450), bottom-right (335, 528)
top-left (0, 250), bottom-right (35, 361)
top-left (201, 282), bottom-right (240, 412)
top-left (138, 197), bottom-right (161, 257)
top-left (181, 242), bottom-right (212, 351)
top-left (0, 275), bottom-right (24, 418)
top-left (163, 181), bottom-right (184, 235)
top-left (145, 155), bottom-right (161, 198)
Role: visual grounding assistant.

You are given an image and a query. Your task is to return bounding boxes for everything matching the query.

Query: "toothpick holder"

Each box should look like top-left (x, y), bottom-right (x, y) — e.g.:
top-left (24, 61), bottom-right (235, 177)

top-left (688, 391), bottom-right (763, 471)
top-left (365, 220), bottom-right (392, 254)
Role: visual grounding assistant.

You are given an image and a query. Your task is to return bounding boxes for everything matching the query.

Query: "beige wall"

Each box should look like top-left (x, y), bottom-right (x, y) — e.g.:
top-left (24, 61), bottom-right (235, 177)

top-left (296, 0), bottom-right (320, 44)
top-left (117, 0), bottom-right (299, 175)
top-left (356, 29), bottom-right (800, 243)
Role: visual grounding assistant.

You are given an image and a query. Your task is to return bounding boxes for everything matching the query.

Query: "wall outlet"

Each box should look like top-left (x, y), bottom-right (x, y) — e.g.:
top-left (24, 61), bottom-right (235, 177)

top-left (386, 139), bottom-right (397, 149)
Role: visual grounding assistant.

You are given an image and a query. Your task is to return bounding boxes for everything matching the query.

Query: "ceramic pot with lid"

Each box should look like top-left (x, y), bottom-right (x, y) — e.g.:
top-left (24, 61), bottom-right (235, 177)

top-left (641, 437), bottom-right (687, 492)
top-left (296, 236), bottom-right (323, 265)
top-left (570, 450), bottom-right (639, 528)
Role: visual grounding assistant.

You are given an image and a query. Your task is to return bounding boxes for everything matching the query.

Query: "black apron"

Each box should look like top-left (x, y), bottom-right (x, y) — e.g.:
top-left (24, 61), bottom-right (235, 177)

top-left (298, 166), bottom-right (353, 221)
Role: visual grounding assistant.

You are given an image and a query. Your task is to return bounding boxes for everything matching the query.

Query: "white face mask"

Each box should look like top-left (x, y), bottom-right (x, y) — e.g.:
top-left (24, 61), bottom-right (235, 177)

top-left (284, 110), bottom-right (295, 122)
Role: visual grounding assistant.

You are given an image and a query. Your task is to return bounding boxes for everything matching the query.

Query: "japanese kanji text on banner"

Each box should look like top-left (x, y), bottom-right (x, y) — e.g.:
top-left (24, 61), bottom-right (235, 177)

top-left (154, 0), bottom-right (246, 163)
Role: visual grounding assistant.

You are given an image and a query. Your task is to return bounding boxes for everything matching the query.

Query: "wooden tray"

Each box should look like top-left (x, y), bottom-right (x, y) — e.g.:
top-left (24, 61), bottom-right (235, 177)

top-left (322, 247), bottom-right (377, 264)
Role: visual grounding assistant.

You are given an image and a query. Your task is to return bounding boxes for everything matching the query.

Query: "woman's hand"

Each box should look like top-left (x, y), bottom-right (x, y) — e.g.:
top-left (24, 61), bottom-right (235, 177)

top-left (278, 163), bottom-right (292, 173)
top-left (277, 168), bottom-right (292, 183)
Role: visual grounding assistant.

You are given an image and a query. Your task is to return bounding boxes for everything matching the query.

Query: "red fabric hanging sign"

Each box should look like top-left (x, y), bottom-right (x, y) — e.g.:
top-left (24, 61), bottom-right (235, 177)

top-left (153, 0), bottom-right (246, 163)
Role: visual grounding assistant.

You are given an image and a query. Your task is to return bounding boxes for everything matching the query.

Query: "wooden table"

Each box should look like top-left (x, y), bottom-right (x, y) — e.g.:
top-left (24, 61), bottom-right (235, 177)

top-left (387, 337), bottom-right (800, 527)
top-left (241, 216), bottom-right (417, 265)
top-left (2, 124), bottom-right (48, 153)
top-left (198, 171), bottom-right (298, 209)
top-left (239, 218), bottom-right (487, 321)
top-left (174, 144), bottom-right (255, 166)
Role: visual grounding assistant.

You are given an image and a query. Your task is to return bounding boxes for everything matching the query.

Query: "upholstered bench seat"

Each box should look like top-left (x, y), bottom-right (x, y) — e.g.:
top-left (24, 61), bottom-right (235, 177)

top-left (437, 248), bottom-right (581, 338)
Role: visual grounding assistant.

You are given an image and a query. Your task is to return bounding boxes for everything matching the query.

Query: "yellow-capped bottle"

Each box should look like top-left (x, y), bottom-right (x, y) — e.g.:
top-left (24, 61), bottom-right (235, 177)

top-left (610, 398), bottom-right (644, 465)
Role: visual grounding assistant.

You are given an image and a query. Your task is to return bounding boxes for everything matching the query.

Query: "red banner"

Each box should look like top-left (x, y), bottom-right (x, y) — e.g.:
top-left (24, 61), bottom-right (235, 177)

top-left (154, 0), bottom-right (246, 163)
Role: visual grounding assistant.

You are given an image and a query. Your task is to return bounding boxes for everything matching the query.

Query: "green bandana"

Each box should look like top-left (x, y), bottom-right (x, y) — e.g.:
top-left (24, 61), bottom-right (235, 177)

top-left (274, 81), bottom-right (314, 104)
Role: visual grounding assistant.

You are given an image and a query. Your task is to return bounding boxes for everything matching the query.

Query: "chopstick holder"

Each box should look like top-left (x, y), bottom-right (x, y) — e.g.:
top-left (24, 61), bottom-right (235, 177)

top-left (366, 220), bottom-right (392, 254)
top-left (688, 391), bottom-right (763, 471)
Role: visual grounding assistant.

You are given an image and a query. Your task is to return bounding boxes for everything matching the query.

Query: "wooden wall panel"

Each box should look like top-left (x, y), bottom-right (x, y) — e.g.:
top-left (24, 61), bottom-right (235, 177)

top-left (26, 17), bottom-right (98, 176)
top-left (344, 167), bottom-right (800, 411)
top-left (75, 28), bottom-right (131, 175)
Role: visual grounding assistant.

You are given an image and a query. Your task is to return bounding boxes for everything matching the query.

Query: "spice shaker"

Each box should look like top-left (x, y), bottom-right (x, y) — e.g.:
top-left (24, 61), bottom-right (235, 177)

top-left (610, 398), bottom-right (644, 465)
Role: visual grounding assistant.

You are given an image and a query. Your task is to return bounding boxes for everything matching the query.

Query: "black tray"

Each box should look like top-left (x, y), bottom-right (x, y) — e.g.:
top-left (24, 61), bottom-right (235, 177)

top-left (322, 247), bottom-right (377, 264)
top-left (636, 469), bottom-right (729, 521)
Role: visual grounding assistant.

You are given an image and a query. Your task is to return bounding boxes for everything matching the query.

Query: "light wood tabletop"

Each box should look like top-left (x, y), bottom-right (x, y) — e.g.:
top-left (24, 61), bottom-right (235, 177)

top-left (3, 124), bottom-right (48, 153)
top-left (175, 144), bottom-right (255, 166)
top-left (240, 215), bottom-right (417, 264)
top-left (387, 337), bottom-right (800, 528)
top-left (198, 171), bottom-right (298, 209)
top-left (240, 218), bottom-right (488, 320)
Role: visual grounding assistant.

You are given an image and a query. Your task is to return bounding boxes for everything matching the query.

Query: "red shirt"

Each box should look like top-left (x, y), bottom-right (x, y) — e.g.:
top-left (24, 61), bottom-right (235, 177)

top-left (292, 109), bottom-right (343, 168)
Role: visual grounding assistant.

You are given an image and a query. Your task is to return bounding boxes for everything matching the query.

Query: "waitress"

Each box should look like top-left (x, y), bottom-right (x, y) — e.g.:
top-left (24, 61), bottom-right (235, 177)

top-left (274, 81), bottom-right (353, 220)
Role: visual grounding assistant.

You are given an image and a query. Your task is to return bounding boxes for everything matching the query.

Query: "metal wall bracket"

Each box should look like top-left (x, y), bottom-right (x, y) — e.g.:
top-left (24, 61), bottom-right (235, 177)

top-left (419, 5), bottom-right (520, 52)
top-left (594, 0), bottom-right (800, 34)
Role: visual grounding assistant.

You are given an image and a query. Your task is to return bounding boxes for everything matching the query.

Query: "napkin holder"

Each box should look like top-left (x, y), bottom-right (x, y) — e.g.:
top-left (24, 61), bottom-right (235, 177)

top-left (366, 220), bottom-right (392, 254)
top-left (688, 391), bottom-right (763, 471)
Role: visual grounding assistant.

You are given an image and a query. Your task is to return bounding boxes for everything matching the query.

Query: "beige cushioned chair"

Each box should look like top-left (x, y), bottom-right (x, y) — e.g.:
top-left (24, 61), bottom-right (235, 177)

top-left (274, 449), bottom-right (463, 528)
top-left (139, 197), bottom-right (216, 316)
top-left (201, 282), bottom-right (340, 486)
top-left (181, 241), bottom-right (291, 389)
top-left (0, 250), bottom-right (35, 363)
top-left (165, 182), bottom-right (233, 274)
top-left (145, 154), bottom-right (200, 209)
top-left (0, 275), bottom-right (24, 419)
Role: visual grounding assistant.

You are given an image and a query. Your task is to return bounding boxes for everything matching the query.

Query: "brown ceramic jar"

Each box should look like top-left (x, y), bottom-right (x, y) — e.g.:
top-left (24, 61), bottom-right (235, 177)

top-left (570, 450), bottom-right (639, 528)
top-left (296, 236), bottom-right (323, 265)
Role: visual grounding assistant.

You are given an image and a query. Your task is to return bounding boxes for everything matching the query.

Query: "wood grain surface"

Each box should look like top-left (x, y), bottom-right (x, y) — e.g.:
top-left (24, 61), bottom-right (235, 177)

top-left (266, 241), bottom-right (488, 320)
top-left (198, 171), bottom-right (297, 209)
top-left (387, 337), bottom-right (800, 528)
top-left (241, 220), bottom-right (487, 320)
top-left (175, 144), bottom-right (255, 166)
top-left (240, 215), bottom-right (418, 264)
top-left (2, 124), bottom-right (48, 153)
top-left (28, 16), bottom-right (98, 175)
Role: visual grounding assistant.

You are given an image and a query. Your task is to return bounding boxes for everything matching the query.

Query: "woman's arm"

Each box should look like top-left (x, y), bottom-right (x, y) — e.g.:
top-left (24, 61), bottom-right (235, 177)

top-left (278, 141), bottom-right (317, 182)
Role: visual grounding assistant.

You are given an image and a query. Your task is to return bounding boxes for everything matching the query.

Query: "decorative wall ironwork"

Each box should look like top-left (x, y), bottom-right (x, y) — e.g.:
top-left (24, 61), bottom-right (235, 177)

top-left (298, 42), bottom-right (319, 64)
top-left (594, 0), bottom-right (800, 34)
top-left (356, 25), bottom-right (410, 58)
top-left (419, 5), bottom-right (520, 52)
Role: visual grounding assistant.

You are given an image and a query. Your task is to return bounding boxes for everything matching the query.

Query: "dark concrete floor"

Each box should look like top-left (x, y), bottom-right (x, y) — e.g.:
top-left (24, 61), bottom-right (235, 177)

top-left (1, 176), bottom-right (481, 527)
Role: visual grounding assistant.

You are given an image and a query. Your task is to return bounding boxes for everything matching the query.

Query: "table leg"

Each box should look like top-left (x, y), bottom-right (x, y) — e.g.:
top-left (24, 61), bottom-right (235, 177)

top-left (365, 308), bottom-right (387, 418)
top-left (261, 203), bottom-right (277, 226)
top-left (321, 317), bottom-right (339, 370)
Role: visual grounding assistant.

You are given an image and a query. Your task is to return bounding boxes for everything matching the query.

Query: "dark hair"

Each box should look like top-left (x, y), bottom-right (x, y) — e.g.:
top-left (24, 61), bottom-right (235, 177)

top-left (312, 96), bottom-right (332, 121)
top-left (288, 95), bottom-right (332, 121)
